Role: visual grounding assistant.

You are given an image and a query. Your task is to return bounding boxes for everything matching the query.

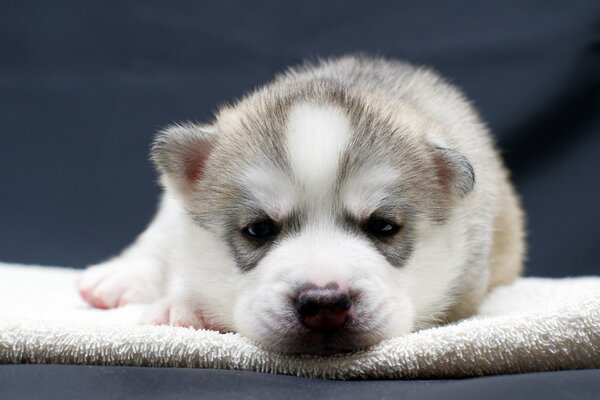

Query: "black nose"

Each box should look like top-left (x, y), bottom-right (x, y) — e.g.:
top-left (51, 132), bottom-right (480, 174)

top-left (294, 284), bottom-right (352, 330)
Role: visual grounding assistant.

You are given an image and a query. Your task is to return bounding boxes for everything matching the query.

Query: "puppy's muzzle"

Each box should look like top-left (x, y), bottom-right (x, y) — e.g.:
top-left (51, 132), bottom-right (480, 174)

top-left (294, 283), bottom-right (352, 331)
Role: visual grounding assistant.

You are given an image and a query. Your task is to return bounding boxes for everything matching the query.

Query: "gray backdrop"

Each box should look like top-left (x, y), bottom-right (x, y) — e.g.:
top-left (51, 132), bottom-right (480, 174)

top-left (1, 1), bottom-right (599, 278)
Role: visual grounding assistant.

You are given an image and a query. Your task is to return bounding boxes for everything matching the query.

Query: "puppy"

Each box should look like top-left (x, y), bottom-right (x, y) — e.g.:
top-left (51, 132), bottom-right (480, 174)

top-left (78, 55), bottom-right (525, 354)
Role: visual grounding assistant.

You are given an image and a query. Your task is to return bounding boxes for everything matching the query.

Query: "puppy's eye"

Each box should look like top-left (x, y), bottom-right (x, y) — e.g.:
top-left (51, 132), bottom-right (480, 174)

top-left (242, 220), bottom-right (277, 240)
top-left (364, 218), bottom-right (401, 238)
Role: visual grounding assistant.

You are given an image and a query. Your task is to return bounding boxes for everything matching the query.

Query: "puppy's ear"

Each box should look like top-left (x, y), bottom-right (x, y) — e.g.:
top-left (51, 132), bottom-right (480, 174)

top-left (151, 122), bottom-right (215, 197)
top-left (431, 145), bottom-right (475, 197)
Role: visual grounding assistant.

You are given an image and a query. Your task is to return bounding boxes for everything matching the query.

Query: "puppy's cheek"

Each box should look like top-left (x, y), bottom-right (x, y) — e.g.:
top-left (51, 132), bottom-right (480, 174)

top-left (231, 289), bottom-right (278, 344)
top-left (351, 274), bottom-right (415, 336)
top-left (231, 261), bottom-right (303, 342)
top-left (382, 292), bottom-right (415, 337)
top-left (232, 295), bottom-right (255, 339)
top-left (382, 271), bottom-right (417, 335)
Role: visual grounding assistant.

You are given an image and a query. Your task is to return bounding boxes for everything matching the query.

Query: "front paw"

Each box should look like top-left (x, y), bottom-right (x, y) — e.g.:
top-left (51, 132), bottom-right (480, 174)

top-left (140, 297), bottom-right (218, 330)
top-left (78, 261), bottom-right (162, 309)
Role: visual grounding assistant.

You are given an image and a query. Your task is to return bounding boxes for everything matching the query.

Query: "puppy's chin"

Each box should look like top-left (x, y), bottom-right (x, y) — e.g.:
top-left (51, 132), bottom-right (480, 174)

top-left (240, 318), bottom-right (412, 355)
top-left (262, 328), bottom-right (394, 355)
top-left (233, 293), bottom-right (414, 355)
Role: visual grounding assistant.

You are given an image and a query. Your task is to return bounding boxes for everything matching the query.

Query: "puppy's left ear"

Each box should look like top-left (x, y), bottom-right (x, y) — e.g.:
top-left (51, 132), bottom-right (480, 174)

top-left (431, 145), bottom-right (475, 197)
top-left (151, 122), bottom-right (215, 197)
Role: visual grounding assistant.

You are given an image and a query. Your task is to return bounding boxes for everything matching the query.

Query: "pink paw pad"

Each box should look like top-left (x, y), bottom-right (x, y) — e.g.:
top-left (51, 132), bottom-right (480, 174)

top-left (90, 297), bottom-right (110, 310)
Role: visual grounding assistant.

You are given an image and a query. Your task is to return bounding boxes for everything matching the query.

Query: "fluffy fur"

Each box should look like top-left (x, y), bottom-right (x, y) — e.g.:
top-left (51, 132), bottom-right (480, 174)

top-left (78, 55), bottom-right (525, 354)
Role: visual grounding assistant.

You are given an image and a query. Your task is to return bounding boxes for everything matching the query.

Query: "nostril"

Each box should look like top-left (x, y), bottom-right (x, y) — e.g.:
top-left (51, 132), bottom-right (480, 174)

top-left (294, 286), bottom-right (352, 330)
top-left (332, 294), bottom-right (352, 311)
top-left (297, 298), bottom-right (320, 317)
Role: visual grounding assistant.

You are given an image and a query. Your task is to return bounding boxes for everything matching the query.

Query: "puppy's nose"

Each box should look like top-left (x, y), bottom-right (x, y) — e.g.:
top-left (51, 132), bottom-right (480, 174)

top-left (295, 284), bottom-right (352, 330)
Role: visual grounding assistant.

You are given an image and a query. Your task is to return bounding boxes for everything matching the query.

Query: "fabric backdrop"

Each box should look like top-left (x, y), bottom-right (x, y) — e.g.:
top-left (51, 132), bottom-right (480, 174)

top-left (1, 1), bottom-right (599, 278)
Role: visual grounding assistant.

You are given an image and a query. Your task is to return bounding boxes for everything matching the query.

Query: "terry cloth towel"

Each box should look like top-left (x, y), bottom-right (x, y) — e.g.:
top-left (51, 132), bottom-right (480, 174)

top-left (0, 263), bottom-right (598, 379)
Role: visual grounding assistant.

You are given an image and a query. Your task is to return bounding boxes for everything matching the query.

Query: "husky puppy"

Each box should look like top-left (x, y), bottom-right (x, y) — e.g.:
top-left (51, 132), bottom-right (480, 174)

top-left (78, 56), bottom-right (525, 354)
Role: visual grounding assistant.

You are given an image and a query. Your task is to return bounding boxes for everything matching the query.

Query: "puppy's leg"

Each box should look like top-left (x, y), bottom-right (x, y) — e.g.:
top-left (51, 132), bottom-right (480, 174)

top-left (140, 296), bottom-right (204, 329)
top-left (78, 194), bottom-right (182, 309)
top-left (137, 237), bottom-right (224, 331)
top-left (138, 272), bottom-right (219, 330)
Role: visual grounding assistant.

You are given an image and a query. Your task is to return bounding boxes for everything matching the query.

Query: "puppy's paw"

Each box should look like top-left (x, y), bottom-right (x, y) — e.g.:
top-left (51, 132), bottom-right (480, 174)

top-left (78, 260), bottom-right (162, 309)
top-left (140, 297), bottom-right (208, 330)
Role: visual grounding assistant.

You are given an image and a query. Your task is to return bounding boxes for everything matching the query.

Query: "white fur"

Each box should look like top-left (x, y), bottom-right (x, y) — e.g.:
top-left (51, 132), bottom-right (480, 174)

top-left (285, 102), bottom-right (350, 202)
top-left (80, 195), bottom-right (240, 330)
top-left (406, 213), bottom-right (475, 326)
top-left (234, 225), bottom-right (413, 350)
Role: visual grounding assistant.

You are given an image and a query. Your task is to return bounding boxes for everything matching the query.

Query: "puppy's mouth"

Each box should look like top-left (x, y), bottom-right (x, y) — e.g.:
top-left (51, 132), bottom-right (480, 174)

top-left (262, 318), bottom-right (385, 355)
top-left (255, 284), bottom-right (385, 355)
top-left (285, 328), bottom-right (373, 355)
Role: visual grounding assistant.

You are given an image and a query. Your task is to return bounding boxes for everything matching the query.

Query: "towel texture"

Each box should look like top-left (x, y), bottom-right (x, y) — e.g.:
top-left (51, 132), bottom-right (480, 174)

top-left (0, 263), bottom-right (598, 379)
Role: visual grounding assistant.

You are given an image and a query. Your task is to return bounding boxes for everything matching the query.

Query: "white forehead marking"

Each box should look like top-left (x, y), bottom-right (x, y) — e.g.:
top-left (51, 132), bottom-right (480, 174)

top-left (285, 102), bottom-right (351, 199)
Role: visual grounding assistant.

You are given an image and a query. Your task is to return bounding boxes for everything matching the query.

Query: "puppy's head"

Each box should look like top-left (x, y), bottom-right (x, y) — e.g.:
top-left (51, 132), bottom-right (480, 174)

top-left (152, 82), bottom-right (475, 354)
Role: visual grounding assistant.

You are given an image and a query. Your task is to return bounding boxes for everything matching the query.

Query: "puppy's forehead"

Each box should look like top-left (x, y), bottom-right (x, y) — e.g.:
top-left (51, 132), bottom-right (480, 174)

top-left (238, 101), bottom-right (353, 219)
top-left (239, 99), bottom-right (401, 218)
top-left (285, 102), bottom-right (351, 199)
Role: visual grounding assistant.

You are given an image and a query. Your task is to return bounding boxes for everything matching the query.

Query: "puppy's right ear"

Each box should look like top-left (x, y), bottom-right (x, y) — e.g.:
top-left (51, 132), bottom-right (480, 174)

top-left (151, 122), bottom-right (215, 198)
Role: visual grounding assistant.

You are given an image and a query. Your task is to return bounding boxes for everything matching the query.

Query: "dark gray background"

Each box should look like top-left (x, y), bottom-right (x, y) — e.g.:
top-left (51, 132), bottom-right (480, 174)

top-left (1, 1), bottom-right (599, 275)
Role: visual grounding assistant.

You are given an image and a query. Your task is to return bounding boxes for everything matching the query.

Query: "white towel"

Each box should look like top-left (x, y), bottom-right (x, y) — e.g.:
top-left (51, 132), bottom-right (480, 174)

top-left (0, 263), bottom-right (598, 379)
